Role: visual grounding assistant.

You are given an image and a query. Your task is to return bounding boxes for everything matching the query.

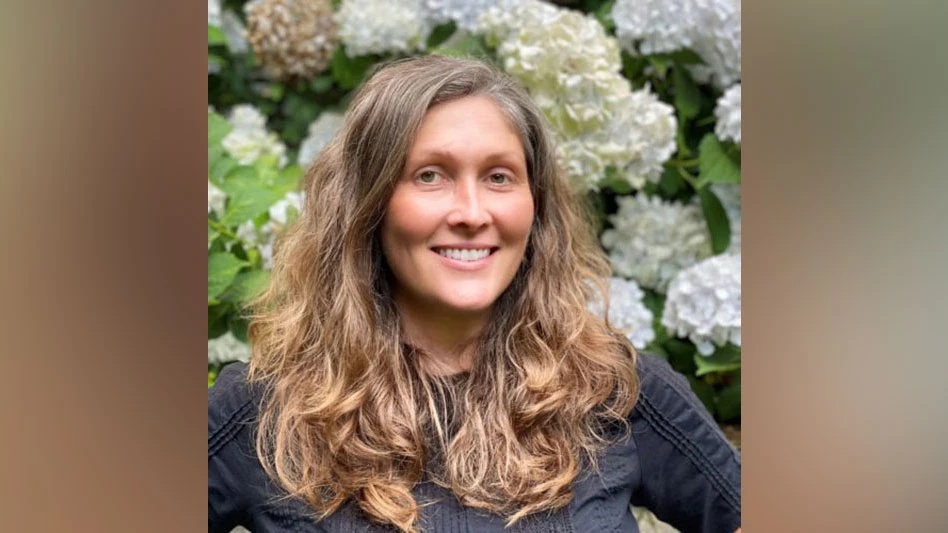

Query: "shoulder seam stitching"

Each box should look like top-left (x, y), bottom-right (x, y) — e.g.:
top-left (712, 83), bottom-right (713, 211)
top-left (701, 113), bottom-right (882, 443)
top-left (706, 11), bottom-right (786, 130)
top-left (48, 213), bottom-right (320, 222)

top-left (637, 391), bottom-right (741, 512)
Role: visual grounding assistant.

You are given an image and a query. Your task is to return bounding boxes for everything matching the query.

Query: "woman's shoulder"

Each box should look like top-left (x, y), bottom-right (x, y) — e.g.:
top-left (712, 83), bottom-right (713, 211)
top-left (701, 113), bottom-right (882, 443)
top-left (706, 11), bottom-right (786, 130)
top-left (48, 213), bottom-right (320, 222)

top-left (635, 352), bottom-right (717, 424)
top-left (631, 351), bottom-right (735, 456)
top-left (628, 352), bottom-right (741, 532)
top-left (209, 362), bottom-right (262, 445)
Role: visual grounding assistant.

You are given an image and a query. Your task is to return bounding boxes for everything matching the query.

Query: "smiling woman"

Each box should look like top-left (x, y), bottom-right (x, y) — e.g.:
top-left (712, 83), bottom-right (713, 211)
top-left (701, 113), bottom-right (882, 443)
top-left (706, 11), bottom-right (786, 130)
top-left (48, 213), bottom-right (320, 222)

top-left (209, 56), bottom-right (741, 533)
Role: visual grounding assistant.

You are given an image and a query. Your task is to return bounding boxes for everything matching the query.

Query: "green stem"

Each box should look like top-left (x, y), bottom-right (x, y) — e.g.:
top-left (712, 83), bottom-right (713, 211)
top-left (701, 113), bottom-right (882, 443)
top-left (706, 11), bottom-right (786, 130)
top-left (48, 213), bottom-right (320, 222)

top-left (696, 115), bottom-right (716, 127)
top-left (208, 218), bottom-right (240, 241)
top-left (677, 166), bottom-right (701, 191)
top-left (664, 158), bottom-right (699, 168)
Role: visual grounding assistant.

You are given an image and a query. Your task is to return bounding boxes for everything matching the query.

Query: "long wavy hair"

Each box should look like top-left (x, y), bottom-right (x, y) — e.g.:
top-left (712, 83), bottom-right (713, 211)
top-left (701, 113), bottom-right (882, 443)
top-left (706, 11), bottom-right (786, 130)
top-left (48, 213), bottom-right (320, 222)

top-left (247, 55), bottom-right (639, 532)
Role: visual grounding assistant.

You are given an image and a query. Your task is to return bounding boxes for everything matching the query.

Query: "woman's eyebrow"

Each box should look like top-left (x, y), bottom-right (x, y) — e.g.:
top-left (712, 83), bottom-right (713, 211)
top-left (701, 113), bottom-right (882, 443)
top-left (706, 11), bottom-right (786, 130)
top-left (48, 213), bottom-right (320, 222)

top-left (408, 148), bottom-right (525, 167)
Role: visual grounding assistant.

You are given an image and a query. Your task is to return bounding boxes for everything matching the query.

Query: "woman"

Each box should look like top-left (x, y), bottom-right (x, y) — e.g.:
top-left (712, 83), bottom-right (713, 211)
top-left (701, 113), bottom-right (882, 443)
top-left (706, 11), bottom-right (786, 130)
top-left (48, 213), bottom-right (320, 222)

top-left (209, 55), bottom-right (741, 533)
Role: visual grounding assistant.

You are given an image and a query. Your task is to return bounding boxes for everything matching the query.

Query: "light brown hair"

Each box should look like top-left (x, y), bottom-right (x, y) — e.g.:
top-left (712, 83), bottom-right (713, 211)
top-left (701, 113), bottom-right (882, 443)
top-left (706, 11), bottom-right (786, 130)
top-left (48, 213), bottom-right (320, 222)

top-left (247, 55), bottom-right (639, 532)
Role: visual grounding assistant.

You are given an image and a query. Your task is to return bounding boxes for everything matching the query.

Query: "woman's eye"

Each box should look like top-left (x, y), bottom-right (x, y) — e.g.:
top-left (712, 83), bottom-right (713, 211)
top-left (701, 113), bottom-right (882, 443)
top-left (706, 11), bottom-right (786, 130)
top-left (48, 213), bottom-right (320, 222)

top-left (417, 171), bottom-right (440, 184)
top-left (489, 173), bottom-right (510, 185)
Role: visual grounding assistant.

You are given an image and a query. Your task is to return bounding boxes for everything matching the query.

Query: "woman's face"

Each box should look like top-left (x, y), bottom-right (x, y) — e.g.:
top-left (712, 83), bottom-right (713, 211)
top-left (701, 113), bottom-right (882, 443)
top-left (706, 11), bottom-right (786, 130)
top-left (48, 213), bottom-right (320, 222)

top-left (381, 95), bottom-right (535, 319)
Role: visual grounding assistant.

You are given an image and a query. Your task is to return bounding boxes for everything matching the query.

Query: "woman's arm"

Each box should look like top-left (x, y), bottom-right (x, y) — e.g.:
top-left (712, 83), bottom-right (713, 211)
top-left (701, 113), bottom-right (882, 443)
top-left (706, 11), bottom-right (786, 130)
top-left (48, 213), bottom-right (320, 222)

top-left (209, 362), bottom-right (256, 533)
top-left (630, 353), bottom-right (742, 533)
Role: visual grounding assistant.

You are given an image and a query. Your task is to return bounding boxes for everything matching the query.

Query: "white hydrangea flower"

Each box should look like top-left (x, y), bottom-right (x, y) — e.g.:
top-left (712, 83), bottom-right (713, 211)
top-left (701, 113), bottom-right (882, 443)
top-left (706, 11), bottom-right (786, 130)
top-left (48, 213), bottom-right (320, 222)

top-left (268, 191), bottom-right (304, 225)
top-left (208, 180), bottom-right (227, 218)
top-left (632, 506), bottom-right (679, 533)
top-left (588, 277), bottom-right (655, 350)
top-left (661, 253), bottom-right (741, 356)
top-left (208, 331), bottom-right (251, 364)
top-left (714, 83), bottom-right (741, 144)
top-left (422, 0), bottom-right (515, 30)
top-left (208, 0), bottom-right (221, 27)
top-left (221, 10), bottom-right (249, 54)
top-left (478, 0), bottom-right (676, 191)
top-left (601, 194), bottom-right (712, 292)
top-left (338, 0), bottom-right (432, 57)
top-left (221, 104), bottom-right (288, 167)
top-left (233, 190), bottom-right (302, 270)
top-left (235, 220), bottom-right (278, 270)
top-left (711, 183), bottom-right (741, 254)
top-left (612, 0), bottom-right (741, 88)
top-left (297, 111), bottom-right (345, 168)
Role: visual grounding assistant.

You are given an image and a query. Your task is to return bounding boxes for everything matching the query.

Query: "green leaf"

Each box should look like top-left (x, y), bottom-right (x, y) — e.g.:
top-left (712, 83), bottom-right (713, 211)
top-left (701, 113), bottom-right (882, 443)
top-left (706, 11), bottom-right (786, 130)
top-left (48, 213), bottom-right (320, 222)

top-left (208, 53), bottom-right (227, 71)
top-left (432, 33), bottom-right (492, 61)
top-left (664, 338), bottom-right (697, 375)
top-left (669, 49), bottom-right (704, 65)
top-left (208, 112), bottom-right (232, 171)
top-left (228, 314), bottom-right (250, 343)
top-left (208, 252), bottom-right (248, 302)
top-left (221, 269), bottom-right (271, 303)
top-left (648, 55), bottom-right (671, 79)
top-left (427, 21), bottom-right (457, 49)
top-left (593, 0), bottom-right (617, 33)
top-left (208, 303), bottom-right (230, 339)
top-left (715, 379), bottom-right (741, 421)
top-left (697, 186), bottom-right (731, 254)
top-left (220, 167), bottom-right (285, 226)
top-left (600, 167), bottom-right (633, 195)
top-left (261, 83), bottom-right (284, 101)
top-left (658, 166), bottom-right (683, 197)
top-left (697, 134), bottom-right (741, 187)
top-left (208, 25), bottom-right (226, 46)
top-left (693, 344), bottom-right (741, 376)
top-left (621, 50), bottom-right (648, 81)
top-left (330, 48), bottom-right (377, 89)
top-left (310, 75), bottom-right (334, 94)
top-left (208, 112), bottom-right (231, 147)
top-left (672, 64), bottom-right (701, 121)
top-left (209, 155), bottom-right (237, 183)
top-left (273, 165), bottom-right (304, 194)
top-left (208, 226), bottom-right (219, 249)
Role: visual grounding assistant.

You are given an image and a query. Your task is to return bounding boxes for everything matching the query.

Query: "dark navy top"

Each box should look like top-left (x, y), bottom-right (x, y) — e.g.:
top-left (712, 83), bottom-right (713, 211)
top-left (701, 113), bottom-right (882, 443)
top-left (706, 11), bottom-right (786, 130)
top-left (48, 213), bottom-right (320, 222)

top-left (209, 354), bottom-right (741, 532)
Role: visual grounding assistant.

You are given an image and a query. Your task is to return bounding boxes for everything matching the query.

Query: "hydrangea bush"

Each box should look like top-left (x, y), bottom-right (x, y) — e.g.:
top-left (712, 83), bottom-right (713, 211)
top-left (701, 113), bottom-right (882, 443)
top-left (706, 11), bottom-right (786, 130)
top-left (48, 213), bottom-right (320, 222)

top-left (208, 0), bottom-right (742, 424)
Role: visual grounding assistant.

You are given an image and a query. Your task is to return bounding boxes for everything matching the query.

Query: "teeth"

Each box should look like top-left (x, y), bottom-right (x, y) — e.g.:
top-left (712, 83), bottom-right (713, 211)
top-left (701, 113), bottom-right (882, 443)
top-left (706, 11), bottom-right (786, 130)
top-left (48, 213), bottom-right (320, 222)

top-left (437, 248), bottom-right (491, 261)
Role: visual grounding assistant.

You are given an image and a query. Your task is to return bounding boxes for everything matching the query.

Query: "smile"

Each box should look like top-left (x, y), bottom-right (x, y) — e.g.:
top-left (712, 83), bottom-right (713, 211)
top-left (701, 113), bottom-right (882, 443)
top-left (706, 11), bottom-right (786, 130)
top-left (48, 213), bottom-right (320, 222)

top-left (434, 247), bottom-right (495, 261)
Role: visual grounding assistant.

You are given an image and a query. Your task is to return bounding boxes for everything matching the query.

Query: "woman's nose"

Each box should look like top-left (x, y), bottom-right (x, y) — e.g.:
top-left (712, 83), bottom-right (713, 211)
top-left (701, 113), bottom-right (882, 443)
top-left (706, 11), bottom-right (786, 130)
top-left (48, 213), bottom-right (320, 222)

top-left (446, 178), bottom-right (491, 229)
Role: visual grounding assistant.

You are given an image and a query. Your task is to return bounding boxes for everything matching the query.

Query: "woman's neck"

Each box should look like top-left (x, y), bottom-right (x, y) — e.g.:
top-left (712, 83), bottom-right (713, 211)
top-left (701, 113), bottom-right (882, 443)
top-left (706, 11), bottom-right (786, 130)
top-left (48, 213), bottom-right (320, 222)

top-left (394, 296), bottom-right (488, 376)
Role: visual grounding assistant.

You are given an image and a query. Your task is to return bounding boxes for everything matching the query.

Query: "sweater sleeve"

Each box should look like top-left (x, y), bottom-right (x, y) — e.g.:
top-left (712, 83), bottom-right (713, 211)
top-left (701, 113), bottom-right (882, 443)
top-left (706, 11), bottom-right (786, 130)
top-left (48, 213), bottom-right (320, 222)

top-left (208, 362), bottom-right (257, 533)
top-left (629, 353), bottom-right (741, 533)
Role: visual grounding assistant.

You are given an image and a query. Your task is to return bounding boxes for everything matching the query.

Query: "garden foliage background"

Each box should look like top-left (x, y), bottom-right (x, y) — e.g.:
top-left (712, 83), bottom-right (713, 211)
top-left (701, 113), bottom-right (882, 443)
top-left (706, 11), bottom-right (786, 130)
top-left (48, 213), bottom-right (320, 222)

top-left (207, 0), bottom-right (742, 426)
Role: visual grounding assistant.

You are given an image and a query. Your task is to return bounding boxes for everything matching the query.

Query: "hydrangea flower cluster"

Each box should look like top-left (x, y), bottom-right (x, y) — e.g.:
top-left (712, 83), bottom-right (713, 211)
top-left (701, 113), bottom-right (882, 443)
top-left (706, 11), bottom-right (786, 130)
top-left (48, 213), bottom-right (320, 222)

top-left (611, 0), bottom-right (741, 88)
top-left (338, 0), bottom-right (432, 57)
top-left (236, 191), bottom-right (304, 269)
top-left (714, 83), bottom-right (741, 145)
top-left (244, 0), bottom-right (338, 80)
top-left (711, 183), bottom-right (741, 254)
top-left (588, 277), bottom-right (656, 350)
top-left (220, 10), bottom-right (250, 54)
top-left (661, 253), bottom-right (741, 356)
top-left (601, 194), bottom-right (712, 292)
top-left (208, 0), bottom-right (221, 27)
top-left (208, 331), bottom-right (251, 364)
top-left (422, 0), bottom-right (514, 31)
top-left (208, 180), bottom-right (226, 219)
top-left (221, 104), bottom-right (288, 167)
top-left (297, 111), bottom-right (345, 168)
top-left (478, 0), bottom-right (676, 191)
